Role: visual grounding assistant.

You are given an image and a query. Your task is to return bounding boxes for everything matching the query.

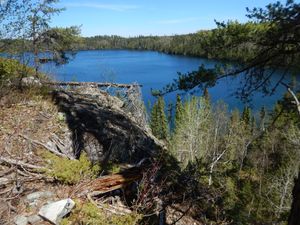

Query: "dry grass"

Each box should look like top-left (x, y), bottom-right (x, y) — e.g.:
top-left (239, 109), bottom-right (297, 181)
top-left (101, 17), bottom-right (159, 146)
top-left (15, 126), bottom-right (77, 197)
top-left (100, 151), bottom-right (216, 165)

top-left (0, 89), bottom-right (72, 224)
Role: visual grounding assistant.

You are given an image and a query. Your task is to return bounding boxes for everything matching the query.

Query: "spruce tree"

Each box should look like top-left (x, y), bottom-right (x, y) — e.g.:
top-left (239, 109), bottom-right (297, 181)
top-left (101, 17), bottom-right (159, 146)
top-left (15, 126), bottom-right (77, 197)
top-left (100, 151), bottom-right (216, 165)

top-left (242, 106), bottom-right (251, 126)
top-left (150, 100), bottom-right (159, 137)
top-left (150, 97), bottom-right (168, 140)
top-left (167, 102), bottom-right (173, 128)
top-left (174, 94), bottom-right (184, 130)
top-left (157, 96), bottom-right (169, 140)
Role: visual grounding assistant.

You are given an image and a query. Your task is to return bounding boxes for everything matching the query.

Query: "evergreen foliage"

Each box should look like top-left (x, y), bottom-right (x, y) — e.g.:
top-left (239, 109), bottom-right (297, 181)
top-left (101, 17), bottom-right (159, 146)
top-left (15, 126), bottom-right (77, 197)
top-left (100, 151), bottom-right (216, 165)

top-left (163, 93), bottom-right (300, 224)
top-left (174, 94), bottom-right (183, 130)
top-left (150, 96), bottom-right (169, 140)
top-left (242, 106), bottom-right (251, 126)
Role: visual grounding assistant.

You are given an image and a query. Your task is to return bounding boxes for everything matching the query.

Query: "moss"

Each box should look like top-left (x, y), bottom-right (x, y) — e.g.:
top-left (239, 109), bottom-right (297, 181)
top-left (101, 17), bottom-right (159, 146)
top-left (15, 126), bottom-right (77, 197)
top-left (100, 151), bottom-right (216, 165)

top-left (43, 152), bottom-right (100, 184)
top-left (61, 200), bottom-right (142, 225)
top-left (106, 162), bottom-right (121, 174)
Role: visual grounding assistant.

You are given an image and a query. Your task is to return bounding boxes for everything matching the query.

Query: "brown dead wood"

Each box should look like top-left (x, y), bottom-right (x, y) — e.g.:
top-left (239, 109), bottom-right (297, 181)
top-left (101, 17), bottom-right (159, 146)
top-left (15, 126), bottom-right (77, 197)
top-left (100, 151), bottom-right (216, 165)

top-left (75, 167), bottom-right (143, 198)
top-left (46, 81), bottom-right (142, 88)
top-left (0, 156), bottom-right (43, 170)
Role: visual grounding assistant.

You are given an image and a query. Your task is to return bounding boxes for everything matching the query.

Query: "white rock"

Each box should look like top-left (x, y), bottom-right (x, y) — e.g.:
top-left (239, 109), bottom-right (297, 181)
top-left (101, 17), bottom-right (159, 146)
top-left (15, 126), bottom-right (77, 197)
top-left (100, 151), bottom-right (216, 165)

top-left (14, 215), bottom-right (28, 225)
top-left (39, 198), bottom-right (75, 225)
top-left (26, 191), bottom-right (54, 202)
top-left (27, 215), bottom-right (42, 224)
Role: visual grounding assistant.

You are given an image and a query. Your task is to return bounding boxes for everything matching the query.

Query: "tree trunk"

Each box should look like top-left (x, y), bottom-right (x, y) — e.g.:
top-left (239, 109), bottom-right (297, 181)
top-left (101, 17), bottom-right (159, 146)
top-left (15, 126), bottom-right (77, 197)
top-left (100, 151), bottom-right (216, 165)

top-left (288, 172), bottom-right (300, 225)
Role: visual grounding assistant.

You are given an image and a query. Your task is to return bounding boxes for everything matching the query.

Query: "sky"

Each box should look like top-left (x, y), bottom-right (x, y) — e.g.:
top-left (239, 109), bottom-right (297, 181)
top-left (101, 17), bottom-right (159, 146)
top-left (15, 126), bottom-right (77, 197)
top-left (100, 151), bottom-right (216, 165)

top-left (52, 0), bottom-right (288, 37)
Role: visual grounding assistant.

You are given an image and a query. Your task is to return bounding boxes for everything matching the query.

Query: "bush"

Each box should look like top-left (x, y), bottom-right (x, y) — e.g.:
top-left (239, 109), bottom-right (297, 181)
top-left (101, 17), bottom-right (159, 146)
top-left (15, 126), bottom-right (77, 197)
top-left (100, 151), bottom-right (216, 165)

top-left (43, 152), bottom-right (100, 184)
top-left (0, 57), bottom-right (35, 84)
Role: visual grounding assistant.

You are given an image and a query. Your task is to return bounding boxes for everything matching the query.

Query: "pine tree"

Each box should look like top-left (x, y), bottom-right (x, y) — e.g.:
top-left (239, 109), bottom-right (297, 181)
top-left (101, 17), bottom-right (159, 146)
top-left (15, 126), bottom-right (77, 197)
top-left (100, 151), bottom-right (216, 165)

top-left (157, 96), bottom-right (169, 140)
top-left (150, 100), bottom-right (160, 137)
top-left (167, 102), bottom-right (173, 128)
top-left (150, 97), bottom-right (168, 140)
top-left (174, 94), bottom-right (184, 130)
top-left (242, 106), bottom-right (251, 126)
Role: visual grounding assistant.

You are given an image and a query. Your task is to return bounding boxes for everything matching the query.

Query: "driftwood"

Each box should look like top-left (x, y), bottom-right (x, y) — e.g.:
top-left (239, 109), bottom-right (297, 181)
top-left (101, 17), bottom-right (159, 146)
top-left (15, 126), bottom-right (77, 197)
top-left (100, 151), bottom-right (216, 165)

top-left (46, 81), bottom-right (142, 88)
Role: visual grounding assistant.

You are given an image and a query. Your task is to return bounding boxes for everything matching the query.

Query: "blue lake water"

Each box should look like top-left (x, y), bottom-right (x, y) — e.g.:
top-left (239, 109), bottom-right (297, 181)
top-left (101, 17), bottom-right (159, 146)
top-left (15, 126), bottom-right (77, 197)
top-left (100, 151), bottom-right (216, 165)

top-left (40, 50), bottom-right (288, 112)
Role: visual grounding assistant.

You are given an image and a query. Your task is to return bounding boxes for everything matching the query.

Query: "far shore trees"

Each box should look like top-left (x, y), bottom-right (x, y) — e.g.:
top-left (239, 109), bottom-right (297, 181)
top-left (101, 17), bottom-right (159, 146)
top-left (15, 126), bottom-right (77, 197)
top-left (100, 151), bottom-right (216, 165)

top-left (0, 0), bottom-right (81, 76)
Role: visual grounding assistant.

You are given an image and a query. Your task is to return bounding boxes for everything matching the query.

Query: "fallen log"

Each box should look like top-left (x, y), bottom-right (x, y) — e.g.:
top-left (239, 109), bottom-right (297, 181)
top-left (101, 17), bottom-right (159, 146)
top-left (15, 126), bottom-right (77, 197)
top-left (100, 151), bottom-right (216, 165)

top-left (46, 81), bottom-right (142, 88)
top-left (76, 167), bottom-right (143, 197)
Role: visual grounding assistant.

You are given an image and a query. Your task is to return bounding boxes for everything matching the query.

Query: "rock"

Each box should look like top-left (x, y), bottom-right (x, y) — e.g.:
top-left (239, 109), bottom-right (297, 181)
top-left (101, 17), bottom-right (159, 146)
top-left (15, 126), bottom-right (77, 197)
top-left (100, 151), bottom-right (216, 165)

top-left (53, 90), bottom-right (164, 164)
top-left (21, 76), bottom-right (42, 87)
top-left (14, 215), bottom-right (28, 225)
top-left (26, 191), bottom-right (54, 203)
top-left (27, 215), bottom-right (42, 224)
top-left (39, 198), bottom-right (75, 225)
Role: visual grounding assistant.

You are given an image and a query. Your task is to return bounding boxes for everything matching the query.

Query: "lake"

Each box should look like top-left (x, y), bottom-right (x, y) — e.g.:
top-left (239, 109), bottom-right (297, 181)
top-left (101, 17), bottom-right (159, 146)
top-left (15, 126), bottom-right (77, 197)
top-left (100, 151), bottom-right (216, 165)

top-left (40, 50), bottom-right (288, 112)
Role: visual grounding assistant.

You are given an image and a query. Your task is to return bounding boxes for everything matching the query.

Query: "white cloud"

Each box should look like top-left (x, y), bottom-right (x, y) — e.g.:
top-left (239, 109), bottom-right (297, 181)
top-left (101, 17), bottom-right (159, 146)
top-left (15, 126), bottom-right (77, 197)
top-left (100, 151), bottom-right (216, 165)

top-left (64, 3), bottom-right (139, 12)
top-left (156, 17), bottom-right (200, 25)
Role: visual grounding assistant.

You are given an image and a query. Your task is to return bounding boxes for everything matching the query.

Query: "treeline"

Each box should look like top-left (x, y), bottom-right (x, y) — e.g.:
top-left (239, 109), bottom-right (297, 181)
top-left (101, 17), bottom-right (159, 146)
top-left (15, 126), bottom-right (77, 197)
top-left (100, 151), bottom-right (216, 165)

top-left (78, 21), bottom-right (268, 63)
top-left (3, 20), bottom-right (298, 67)
top-left (149, 92), bottom-right (300, 224)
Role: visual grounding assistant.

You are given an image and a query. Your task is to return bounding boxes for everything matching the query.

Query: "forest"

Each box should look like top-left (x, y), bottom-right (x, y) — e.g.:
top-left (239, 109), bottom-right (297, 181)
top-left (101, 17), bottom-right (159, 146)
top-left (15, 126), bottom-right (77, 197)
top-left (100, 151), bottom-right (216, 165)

top-left (1, 0), bottom-right (300, 224)
top-left (78, 21), bottom-right (298, 67)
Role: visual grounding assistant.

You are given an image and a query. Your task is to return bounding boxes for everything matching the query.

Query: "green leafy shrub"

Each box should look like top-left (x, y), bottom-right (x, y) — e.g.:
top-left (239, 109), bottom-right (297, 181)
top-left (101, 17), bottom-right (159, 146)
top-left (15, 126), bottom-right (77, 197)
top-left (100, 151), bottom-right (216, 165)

top-left (0, 57), bottom-right (34, 83)
top-left (43, 152), bottom-right (100, 184)
top-left (61, 201), bottom-right (142, 225)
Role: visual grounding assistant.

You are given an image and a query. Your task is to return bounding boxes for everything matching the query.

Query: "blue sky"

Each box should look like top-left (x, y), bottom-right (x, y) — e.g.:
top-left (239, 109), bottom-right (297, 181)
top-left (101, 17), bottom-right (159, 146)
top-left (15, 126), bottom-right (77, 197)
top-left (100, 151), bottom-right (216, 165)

top-left (52, 0), bottom-right (287, 37)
